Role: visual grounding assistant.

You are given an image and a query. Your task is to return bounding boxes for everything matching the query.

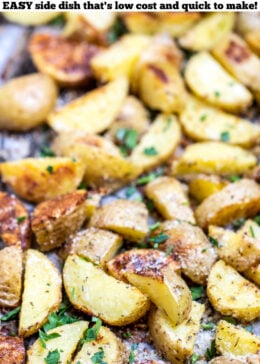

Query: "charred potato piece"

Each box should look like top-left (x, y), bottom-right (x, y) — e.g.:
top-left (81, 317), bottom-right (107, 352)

top-left (32, 190), bottom-right (88, 251)
top-left (130, 114), bottom-right (181, 172)
top-left (179, 13), bottom-right (235, 51)
top-left (246, 29), bottom-right (260, 57)
top-left (48, 77), bottom-right (128, 134)
top-left (185, 52), bottom-right (253, 113)
top-left (0, 336), bottom-right (25, 364)
top-left (63, 255), bottom-right (150, 326)
top-left (172, 142), bottom-right (256, 177)
top-left (0, 192), bottom-right (30, 249)
top-left (244, 264), bottom-right (260, 286)
top-left (0, 246), bottom-right (23, 307)
top-left (149, 302), bottom-right (205, 364)
top-left (3, 11), bottom-right (60, 25)
top-left (72, 326), bottom-right (124, 364)
top-left (145, 177), bottom-right (195, 224)
top-left (207, 260), bottom-right (260, 322)
top-left (0, 157), bottom-right (85, 203)
top-left (27, 321), bottom-right (88, 364)
top-left (61, 227), bottom-right (122, 266)
top-left (215, 320), bottom-right (260, 356)
top-left (195, 179), bottom-right (260, 229)
top-left (189, 175), bottom-right (228, 202)
top-left (29, 33), bottom-right (99, 87)
top-left (161, 220), bottom-right (217, 285)
top-left (19, 249), bottom-right (62, 337)
top-left (0, 73), bottom-right (57, 131)
top-left (89, 199), bottom-right (149, 243)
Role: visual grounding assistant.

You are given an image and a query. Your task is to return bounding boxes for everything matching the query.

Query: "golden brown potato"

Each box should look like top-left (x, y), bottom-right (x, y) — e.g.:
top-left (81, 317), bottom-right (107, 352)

top-left (0, 73), bottom-right (57, 131)
top-left (244, 264), bottom-right (260, 286)
top-left (0, 157), bottom-right (85, 203)
top-left (207, 260), bottom-right (260, 322)
top-left (0, 336), bottom-right (25, 364)
top-left (195, 179), bottom-right (260, 229)
top-left (145, 177), bottom-right (195, 224)
top-left (185, 52), bottom-right (253, 113)
top-left (0, 246), bottom-right (23, 307)
top-left (246, 29), bottom-right (260, 56)
top-left (89, 199), bottom-right (149, 243)
top-left (48, 77), bottom-right (128, 134)
top-left (63, 255), bottom-right (150, 326)
top-left (130, 114), bottom-right (181, 172)
top-left (29, 33), bottom-right (100, 87)
top-left (215, 320), bottom-right (260, 356)
top-left (19, 249), bottom-right (62, 337)
top-left (149, 302), bottom-right (205, 364)
top-left (3, 11), bottom-right (60, 25)
top-left (189, 174), bottom-right (228, 202)
top-left (161, 220), bottom-right (217, 284)
top-left (32, 190), bottom-right (88, 251)
top-left (61, 227), bottom-right (122, 266)
top-left (52, 133), bottom-right (141, 192)
top-left (0, 192), bottom-right (31, 250)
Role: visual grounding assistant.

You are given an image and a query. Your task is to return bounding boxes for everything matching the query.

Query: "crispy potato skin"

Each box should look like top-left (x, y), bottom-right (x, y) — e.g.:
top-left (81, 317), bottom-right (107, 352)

top-left (0, 336), bottom-right (25, 364)
top-left (29, 33), bottom-right (100, 86)
top-left (0, 192), bottom-right (31, 249)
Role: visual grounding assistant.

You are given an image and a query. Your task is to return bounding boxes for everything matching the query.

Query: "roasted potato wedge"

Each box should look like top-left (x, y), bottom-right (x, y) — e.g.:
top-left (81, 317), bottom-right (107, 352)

top-left (179, 96), bottom-right (260, 147)
top-left (19, 249), bottom-right (62, 337)
top-left (48, 77), bottom-right (128, 134)
top-left (0, 157), bottom-right (85, 203)
top-left (172, 142), bottom-right (256, 177)
top-left (161, 220), bottom-right (217, 284)
top-left (216, 320), bottom-right (260, 356)
top-left (3, 11), bottom-right (60, 25)
top-left (179, 13), bottom-right (235, 51)
top-left (0, 336), bottom-right (25, 364)
top-left (0, 246), bottom-right (23, 307)
top-left (246, 29), bottom-right (260, 57)
top-left (61, 227), bottom-right (122, 266)
top-left (149, 302), bottom-right (205, 364)
top-left (0, 73), bottom-right (57, 131)
top-left (85, 192), bottom-right (102, 220)
top-left (52, 133), bottom-right (141, 192)
top-left (72, 326), bottom-right (124, 364)
top-left (32, 190), bottom-right (88, 251)
top-left (185, 52), bottom-right (253, 113)
top-left (189, 174), bottom-right (228, 202)
top-left (91, 34), bottom-right (150, 81)
top-left (195, 179), bottom-right (260, 229)
top-left (0, 192), bottom-right (31, 249)
top-left (27, 321), bottom-right (88, 364)
top-left (89, 199), bottom-right (149, 243)
top-left (63, 255), bottom-right (150, 326)
top-left (209, 358), bottom-right (243, 364)
top-left (145, 177), bottom-right (195, 223)
top-left (130, 114), bottom-right (181, 172)
top-left (207, 260), bottom-right (260, 322)
top-left (244, 264), bottom-right (260, 286)
top-left (29, 33), bottom-right (99, 87)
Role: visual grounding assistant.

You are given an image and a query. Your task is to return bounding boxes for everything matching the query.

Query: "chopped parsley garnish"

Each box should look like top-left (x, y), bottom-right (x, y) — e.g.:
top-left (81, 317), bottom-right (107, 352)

top-left (200, 114), bottom-right (207, 122)
top-left (46, 165), bottom-right (54, 174)
top-left (116, 128), bottom-right (138, 154)
top-left (190, 353), bottom-right (199, 364)
top-left (164, 116), bottom-right (172, 131)
top-left (48, 15), bottom-right (65, 27)
top-left (0, 306), bottom-right (20, 321)
top-left (17, 216), bottom-right (26, 223)
top-left (143, 147), bottom-right (158, 156)
top-left (40, 146), bottom-right (55, 157)
top-left (201, 248), bottom-right (207, 253)
top-left (201, 322), bottom-right (216, 330)
top-left (78, 181), bottom-right (87, 190)
top-left (214, 91), bottom-right (221, 97)
top-left (220, 131), bottom-right (230, 142)
top-left (122, 331), bottom-right (132, 338)
top-left (254, 215), bottom-right (260, 225)
top-left (232, 218), bottom-right (245, 229)
top-left (81, 317), bottom-right (102, 343)
top-left (106, 17), bottom-right (127, 44)
top-left (129, 343), bottom-right (138, 364)
top-left (229, 175), bottom-right (241, 182)
top-left (39, 330), bottom-right (61, 349)
top-left (91, 347), bottom-right (107, 364)
top-left (165, 245), bottom-right (174, 256)
top-left (150, 233), bottom-right (169, 246)
top-left (125, 186), bottom-right (137, 198)
top-left (249, 225), bottom-right (255, 238)
top-left (190, 286), bottom-right (204, 300)
top-left (136, 168), bottom-right (164, 185)
top-left (43, 304), bottom-right (79, 332)
top-left (149, 222), bottom-right (161, 231)
top-left (223, 316), bottom-right (237, 325)
top-left (44, 349), bottom-right (60, 364)
top-left (209, 236), bottom-right (221, 248)
top-left (205, 340), bottom-right (217, 361)
top-left (146, 198), bottom-right (154, 212)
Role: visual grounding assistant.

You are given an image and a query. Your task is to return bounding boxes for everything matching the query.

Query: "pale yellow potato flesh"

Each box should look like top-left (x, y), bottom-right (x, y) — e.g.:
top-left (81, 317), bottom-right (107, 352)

top-left (246, 29), bottom-right (260, 57)
top-left (189, 174), bottom-right (228, 202)
top-left (3, 12), bottom-right (60, 25)
top-left (244, 264), bottom-right (260, 286)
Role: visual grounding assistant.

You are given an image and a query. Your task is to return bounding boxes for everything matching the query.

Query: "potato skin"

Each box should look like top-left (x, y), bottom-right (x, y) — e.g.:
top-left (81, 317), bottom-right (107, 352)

top-left (0, 73), bottom-right (57, 131)
top-left (0, 336), bottom-right (25, 364)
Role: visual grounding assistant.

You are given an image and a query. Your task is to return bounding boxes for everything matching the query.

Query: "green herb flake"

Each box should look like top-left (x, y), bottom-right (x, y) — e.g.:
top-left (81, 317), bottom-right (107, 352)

top-left (200, 114), bottom-right (207, 122)
top-left (164, 116), bottom-right (172, 131)
top-left (43, 304), bottom-right (79, 332)
top-left (39, 330), bottom-right (61, 349)
top-left (249, 225), bottom-right (255, 238)
top-left (205, 340), bottom-right (217, 361)
top-left (150, 233), bottom-right (169, 245)
top-left (122, 331), bottom-right (132, 338)
top-left (190, 286), bottom-right (204, 300)
top-left (165, 245), bottom-right (174, 256)
top-left (46, 165), bottom-right (54, 175)
top-left (44, 349), bottom-right (60, 364)
top-left (106, 17), bottom-right (127, 44)
top-left (254, 215), bottom-right (260, 225)
top-left (125, 186), bottom-right (137, 198)
top-left (40, 146), bottom-right (55, 157)
top-left (143, 146), bottom-right (158, 156)
top-left (78, 181), bottom-right (87, 190)
top-left (223, 316), bottom-right (237, 325)
top-left (1, 306), bottom-right (21, 321)
top-left (71, 288), bottom-right (75, 300)
top-left (17, 216), bottom-right (26, 224)
top-left (214, 91), bottom-right (221, 98)
top-left (209, 236), bottom-right (221, 248)
top-left (190, 353), bottom-right (199, 364)
top-left (201, 248), bottom-right (207, 253)
top-left (229, 175), bottom-right (241, 182)
top-left (48, 15), bottom-right (65, 27)
top-left (232, 218), bottom-right (245, 229)
top-left (129, 343), bottom-right (138, 364)
top-left (201, 322), bottom-right (216, 330)
top-left (149, 222), bottom-right (161, 231)
top-left (116, 128), bottom-right (138, 153)
top-left (136, 168), bottom-right (164, 186)
top-left (82, 317), bottom-right (102, 343)
top-left (91, 347), bottom-right (107, 364)
top-left (220, 131), bottom-right (230, 142)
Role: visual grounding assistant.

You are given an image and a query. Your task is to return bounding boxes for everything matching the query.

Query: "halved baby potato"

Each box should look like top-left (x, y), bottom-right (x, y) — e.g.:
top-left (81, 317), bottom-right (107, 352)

top-left (189, 174), bottom-right (228, 202)
top-left (19, 249), bottom-right (62, 337)
top-left (207, 260), bottom-right (260, 322)
top-left (63, 255), bottom-right (150, 326)
top-left (0, 157), bottom-right (85, 203)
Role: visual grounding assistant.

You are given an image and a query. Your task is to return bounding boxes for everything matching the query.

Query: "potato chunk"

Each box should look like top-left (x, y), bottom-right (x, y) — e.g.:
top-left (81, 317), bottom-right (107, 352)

top-left (0, 246), bottom-right (23, 307)
top-left (19, 250), bottom-right (62, 337)
top-left (216, 320), bottom-right (260, 356)
top-left (244, 264), bottom-right (260, 286)
top-left (189, 175), bottom-right (227, 202)
top-left (149, 302), bottom-right (205, 364)
top-left (48, 77), bottom-right (128, 134)
top-left (0, 336), bottom-right (25, 364)
top-left (72, 326), bottom-right (124, 364)
top-left (89, 199), bottom-right (149, 243)
top-left (0, 73), bottom-right (57, 131)
top-left (185, 52), bottom-right (252, 113)
top-left (0, 157), bottom-right (85, 203)
top-left (195, 179), bottom-right (260, 229)
top-left (145, 177), bottom-right (195, 224)
top-left (246, 29), bottom-right (260, 57)
top-left (63, 255), bottom-right (150, 326)
top-left (32, 190), bottom-right (88, 251)
top-left (27, 321), bottom-right (88, 364)
top-left (0, 192), bottom-right (31, 249)
top-left (207, 260), bottom-right (260, 321)
top-left (130, 114), bottom-right (181, 172)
